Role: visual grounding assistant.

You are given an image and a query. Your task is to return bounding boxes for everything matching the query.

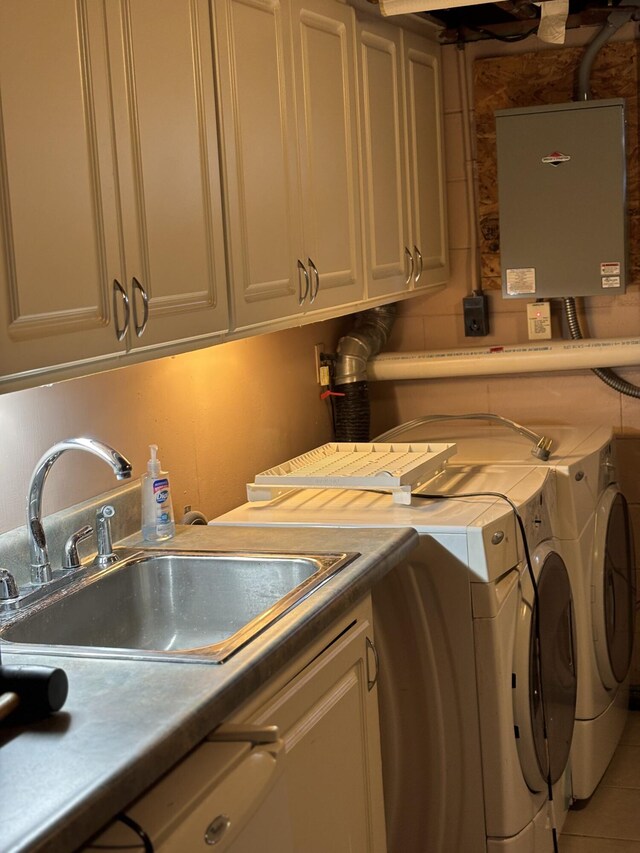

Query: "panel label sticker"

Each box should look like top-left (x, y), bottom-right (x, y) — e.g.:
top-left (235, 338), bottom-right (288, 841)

top-left (506, 268), bottom-right (536, 295)
top-left (602, 276), bottom-right (621, 289)
top-left (600, 262), bottom-right (621, 276)
top-left (541, 151), bottom-right (571, 167)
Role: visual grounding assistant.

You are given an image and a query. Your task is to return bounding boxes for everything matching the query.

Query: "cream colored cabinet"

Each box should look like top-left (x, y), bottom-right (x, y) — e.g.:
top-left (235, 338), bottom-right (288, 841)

top-left (289, 0), bottom-right (363, 315)
top-left (106, 0), bottom-right (228, 352)
top-left (402, 28), bottom-right (449, 290)
top-left (357, 17), bottom-right (448, 299)
top-left (231, 595), bottom-right (387, 853)
top-left (0, 0), bottom-right (227, 385)
top-left (215, 0), bottom-right (363, 331)
top-left (0, 1), bottom-right (125, 379)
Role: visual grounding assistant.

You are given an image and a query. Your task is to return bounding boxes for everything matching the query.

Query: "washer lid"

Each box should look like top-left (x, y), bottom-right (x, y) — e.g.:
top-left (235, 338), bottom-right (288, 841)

top-left (513, 548), bottom-right (577, 792)
top-left (593, 488), bottom-right (635, 688)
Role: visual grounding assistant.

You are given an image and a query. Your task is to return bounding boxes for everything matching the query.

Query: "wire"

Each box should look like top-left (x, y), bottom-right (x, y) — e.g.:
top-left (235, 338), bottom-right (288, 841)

top-left (465, 23), bottom-right (539, 42)
top-left (105, 813), bottom-right (154, 852)
top-left (410, 488), bottom-right (561, 853)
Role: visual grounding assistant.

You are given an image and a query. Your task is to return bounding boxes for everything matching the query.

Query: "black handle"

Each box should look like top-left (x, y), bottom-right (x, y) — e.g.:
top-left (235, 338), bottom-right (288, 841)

top-left (0, 665), bottom-right (68, 723)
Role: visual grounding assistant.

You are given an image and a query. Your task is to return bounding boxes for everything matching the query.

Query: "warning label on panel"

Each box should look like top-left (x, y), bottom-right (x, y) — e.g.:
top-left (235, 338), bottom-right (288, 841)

top-left (602, 276), bottom-right (621, 289)
top-left (600, 262), bottom-right (621, 276)
top-left (506, 268), bottom-right (536, 295)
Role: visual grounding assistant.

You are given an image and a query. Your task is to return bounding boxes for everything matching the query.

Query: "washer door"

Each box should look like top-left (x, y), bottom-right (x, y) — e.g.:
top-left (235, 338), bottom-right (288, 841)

top-left (593, 488), bottom-right (635, 689)
top-left (513, 546), bottom-right (577, 792)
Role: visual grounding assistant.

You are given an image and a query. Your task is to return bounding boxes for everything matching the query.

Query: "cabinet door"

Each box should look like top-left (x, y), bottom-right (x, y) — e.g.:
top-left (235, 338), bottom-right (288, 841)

top-left (0, 0), bottom-right (125, 379)
top-left (106, 0), bottom-right (228, 350)
top-left (249, 607), bottom-right (387, 853)
top-left (214, 0), bottom-right (304, 331)
top-left (291, 0), bottom-right (364, 312)
top-left (402, 30), bottom-right (449, 289)
top-left (357, 18), bottom-right (411, 300)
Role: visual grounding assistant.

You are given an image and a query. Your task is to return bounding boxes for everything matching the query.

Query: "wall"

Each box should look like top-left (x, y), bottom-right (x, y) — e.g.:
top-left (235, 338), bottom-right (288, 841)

top-left (0, 319), bottom-right (344, 535)
top-left (369, 23), bottom-right (640, 682)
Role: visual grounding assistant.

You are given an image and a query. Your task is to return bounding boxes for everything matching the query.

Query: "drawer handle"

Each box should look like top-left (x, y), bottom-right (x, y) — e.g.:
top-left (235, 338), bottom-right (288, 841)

top-left (207, 723), bottom-right (280, 744)
top-left (205, 814), bottom-right (231, 846)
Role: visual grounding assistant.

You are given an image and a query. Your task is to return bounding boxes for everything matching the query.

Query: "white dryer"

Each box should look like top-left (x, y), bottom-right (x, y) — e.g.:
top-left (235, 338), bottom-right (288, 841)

top-left (375, 416), bottom-right (635, 800)
top-left (214, 463), bottom-right (576, 852)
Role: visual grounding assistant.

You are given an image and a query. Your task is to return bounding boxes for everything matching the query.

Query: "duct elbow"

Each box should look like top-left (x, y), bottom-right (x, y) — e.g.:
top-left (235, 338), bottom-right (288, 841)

top-left (334, 304), bottom-right (398, 385)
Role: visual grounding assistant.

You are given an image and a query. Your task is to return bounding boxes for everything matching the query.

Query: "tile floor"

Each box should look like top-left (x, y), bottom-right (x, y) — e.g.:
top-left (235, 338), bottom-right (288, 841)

top-left (560, 710), bottom-right (640, 851)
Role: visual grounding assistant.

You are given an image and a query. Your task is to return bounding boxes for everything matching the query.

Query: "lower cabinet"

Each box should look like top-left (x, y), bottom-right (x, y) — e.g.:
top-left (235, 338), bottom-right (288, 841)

top-left (84, 595), bottom-right (386, 853)
top-left (233, 594), bottom-right (387, 853)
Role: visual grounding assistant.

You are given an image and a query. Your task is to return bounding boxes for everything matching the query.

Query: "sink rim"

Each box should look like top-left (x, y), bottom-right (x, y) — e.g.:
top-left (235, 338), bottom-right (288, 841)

top-left (0, 547), bottom-right (359, 664)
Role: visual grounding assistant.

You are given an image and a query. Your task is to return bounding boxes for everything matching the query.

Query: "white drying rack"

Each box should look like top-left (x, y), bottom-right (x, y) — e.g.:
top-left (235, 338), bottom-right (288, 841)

top-left (246, 442), bottom-right (457, 505)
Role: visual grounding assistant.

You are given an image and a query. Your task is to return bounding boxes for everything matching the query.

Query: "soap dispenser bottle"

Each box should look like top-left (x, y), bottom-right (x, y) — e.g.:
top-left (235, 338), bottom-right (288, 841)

top-left (141, 444), bottom-right (175, 542)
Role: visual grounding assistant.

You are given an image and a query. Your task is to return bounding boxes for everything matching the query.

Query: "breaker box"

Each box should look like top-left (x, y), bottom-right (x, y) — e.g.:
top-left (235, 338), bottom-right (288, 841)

top-left (495, 98), bottom-right (627, 299)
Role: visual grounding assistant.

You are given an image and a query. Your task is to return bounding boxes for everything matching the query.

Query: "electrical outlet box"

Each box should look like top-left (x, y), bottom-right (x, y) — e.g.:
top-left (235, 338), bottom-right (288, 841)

top-left (463, 293), bottom-right (489, 337)
top-left (496, 99), bottom-right (627, 299)
top-left (527, 301), bottom-right (552, 340)
top-left (314, 343), bottom-right (325, 384)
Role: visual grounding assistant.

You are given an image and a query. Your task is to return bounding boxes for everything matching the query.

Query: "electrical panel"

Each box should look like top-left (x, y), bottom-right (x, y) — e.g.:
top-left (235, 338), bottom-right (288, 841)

top-left (495, 99), bottom-right (627, 299)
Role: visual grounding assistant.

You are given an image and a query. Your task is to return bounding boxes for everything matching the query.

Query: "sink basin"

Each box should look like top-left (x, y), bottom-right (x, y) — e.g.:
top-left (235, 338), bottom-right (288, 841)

top-left (0, 549), bottom-right (358, 663)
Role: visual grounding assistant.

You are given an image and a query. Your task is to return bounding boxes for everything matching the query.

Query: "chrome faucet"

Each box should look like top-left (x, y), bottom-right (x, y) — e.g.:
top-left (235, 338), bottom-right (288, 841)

top-left (27, 438), bottom-right (132, 586)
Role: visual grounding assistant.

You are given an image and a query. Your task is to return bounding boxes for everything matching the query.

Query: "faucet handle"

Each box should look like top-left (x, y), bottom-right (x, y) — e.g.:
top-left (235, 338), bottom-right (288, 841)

top-left (62, 524), bottom-right (93, 570)
top-left (0, 569), bottom-right (19, 601)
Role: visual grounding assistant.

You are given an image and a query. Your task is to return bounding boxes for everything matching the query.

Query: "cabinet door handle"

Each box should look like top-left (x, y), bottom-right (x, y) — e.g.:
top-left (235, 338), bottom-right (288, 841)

top-left (308, 257), bottom-right (320, 303)
top-left (404, 246), bottom-right (414, 286)
top-left (112, 279), bottom-right (130, 342)
top-left (414, 245), bottom-right (423, 283)
top-left (132, 277), bottom-right (149, 338)
top-left (297, 259), bottom-right (310, 305)
top-left (366, 636), bottom-right (379, 691)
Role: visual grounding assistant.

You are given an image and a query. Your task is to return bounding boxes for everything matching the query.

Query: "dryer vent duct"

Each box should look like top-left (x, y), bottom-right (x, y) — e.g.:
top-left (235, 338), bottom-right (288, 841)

top-left (333, 305), bottom-right (397, 441)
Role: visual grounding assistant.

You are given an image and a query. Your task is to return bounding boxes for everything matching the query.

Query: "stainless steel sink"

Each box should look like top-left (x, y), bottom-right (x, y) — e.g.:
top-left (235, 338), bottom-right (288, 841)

top-left (0, 549), bottom-right (358, 663)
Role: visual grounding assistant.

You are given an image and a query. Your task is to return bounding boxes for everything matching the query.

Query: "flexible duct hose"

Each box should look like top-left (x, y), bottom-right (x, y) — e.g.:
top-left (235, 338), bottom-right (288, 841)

top-left (564, 297), bottom-right (640, 398)
top-left (334, 382), bottom-right (371, 442)
top-left (333, 305), bottom-right (397, 441)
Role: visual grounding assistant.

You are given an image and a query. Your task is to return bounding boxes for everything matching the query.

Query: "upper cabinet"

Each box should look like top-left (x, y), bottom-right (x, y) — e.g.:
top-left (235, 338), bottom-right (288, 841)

top-left (356, 16), bottom-right (448, 299)
top-left (106, 0), bottom-right (229, 353)
top-left (0, 1), bottom-right (126, 379)
top-left (214, 0), bottom-right (363, 331)
top-left (402, 29), bottom-right (449, 290)
top-left (0, 0), bottom-right (227, 386)
top-left (0, 0), bottom-right (448, 392)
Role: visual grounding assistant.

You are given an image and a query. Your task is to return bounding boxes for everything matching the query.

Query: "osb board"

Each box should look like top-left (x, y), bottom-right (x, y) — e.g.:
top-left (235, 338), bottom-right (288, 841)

top-left (474, 42), bottom-right (639, 291)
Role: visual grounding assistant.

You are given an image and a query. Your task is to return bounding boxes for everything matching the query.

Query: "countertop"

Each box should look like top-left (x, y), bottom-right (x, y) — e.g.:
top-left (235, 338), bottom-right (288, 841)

top-left (0, 523), bottom-right (418, 853)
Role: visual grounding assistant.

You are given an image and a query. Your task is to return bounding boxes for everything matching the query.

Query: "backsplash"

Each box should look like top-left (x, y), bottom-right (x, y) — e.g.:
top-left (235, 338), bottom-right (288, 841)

top-left (0, 320), bottom-right (344, 537)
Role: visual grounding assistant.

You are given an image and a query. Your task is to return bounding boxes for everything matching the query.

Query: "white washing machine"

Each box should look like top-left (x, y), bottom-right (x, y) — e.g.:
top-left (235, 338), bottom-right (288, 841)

top-left (214, 463), bottom-right (576, 852)
top-left (375, 417), bottom-right (636, 800)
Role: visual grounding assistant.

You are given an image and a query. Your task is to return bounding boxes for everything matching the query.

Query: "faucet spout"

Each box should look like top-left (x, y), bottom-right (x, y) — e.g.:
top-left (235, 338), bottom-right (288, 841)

top-left (27, 438), bottom-right (132, 586)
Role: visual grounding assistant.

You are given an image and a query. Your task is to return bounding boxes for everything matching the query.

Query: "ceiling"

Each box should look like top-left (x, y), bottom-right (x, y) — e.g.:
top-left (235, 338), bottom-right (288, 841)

top-left (416, 0), bottom-right (628, 44)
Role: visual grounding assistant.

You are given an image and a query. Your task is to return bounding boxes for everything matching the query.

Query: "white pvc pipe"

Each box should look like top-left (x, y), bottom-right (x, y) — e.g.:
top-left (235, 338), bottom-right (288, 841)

top-left (367, 337), bottom-right (640, 381)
